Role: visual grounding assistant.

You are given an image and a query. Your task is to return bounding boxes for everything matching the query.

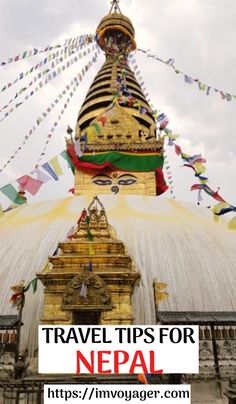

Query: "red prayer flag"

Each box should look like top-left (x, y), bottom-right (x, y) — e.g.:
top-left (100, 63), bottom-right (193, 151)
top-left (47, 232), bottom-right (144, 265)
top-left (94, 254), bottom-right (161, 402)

top-left (174, 144), bottom-right (182, 155)
top-left (17, 175), bottom-right (43, 195)
top-left (212, 191), bottom-right (226, 203)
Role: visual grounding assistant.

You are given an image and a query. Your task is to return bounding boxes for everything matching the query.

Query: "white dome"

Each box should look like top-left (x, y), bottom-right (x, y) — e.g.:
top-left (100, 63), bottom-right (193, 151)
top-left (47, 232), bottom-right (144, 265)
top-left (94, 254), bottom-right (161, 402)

top-left (0, 195), bottom-right (235, 353)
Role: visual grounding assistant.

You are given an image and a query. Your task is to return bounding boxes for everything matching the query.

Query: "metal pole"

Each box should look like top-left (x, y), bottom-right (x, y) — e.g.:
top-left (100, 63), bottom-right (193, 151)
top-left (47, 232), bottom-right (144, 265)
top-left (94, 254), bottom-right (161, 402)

top-left (210, 324), bottom-right (222, 397)
top-left (152, 279), bottom-right (159, 323)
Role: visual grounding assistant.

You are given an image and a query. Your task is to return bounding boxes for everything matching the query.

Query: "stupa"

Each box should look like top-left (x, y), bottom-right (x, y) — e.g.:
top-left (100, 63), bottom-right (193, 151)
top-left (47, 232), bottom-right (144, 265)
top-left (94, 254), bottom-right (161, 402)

top-left (0, 1), bottom-right (235, 402)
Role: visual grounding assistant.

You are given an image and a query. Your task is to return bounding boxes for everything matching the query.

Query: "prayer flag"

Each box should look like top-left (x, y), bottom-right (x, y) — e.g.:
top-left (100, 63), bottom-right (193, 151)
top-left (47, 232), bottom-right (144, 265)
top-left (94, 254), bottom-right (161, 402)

top-left (67, 226), bottom-right (76, 239)
top-left (166, 58), bottom-right (175, 66)
top-left (98, 116), bottom-right (107, 126)
top-left (193, 161), bottom-right (206, 174)
top-left (49, 157), bottom-right (63, 176)
top-left (87, 127), bottom-right (94, 143)
top-left (91, 122), bottom-right (101, 134)
top-left (17, 175), bottom-right (43, 195)
top-left (24, 278), bottom-right (38, 293)
top-left (213, 202), bottom-right (235, 216)
top-left (79, 282), bottom-right (87, 298)
top-left (32, 168), bottom-right (51, 184)
top-left (42, 162), bottom-right (59, 181)
top-left (61, 150), bottom-right (75, 173)
top-left (212, 190), bottom-right (226, 203)
top-left (74, 139), bottom-right (83, 158)
top-left (156, 291), bottom-right (169, 303)
top-left (184, 75), bottom-right (193, 84)
top-left (220, 91), bottom-right (226, 100)
top-left (0, 184), bottom-right (20, 203)
top-left (175, 145), bottom-right (182, 155)
top-left (184, 154), bottom-right (206, 165)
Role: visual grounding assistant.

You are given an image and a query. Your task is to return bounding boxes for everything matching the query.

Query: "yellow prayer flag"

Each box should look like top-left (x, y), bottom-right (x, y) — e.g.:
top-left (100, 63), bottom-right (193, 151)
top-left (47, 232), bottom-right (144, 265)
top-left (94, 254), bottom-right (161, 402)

top-left (0, 204), bottom-right (3, 218)
top-left (169, 133), bottom-right (179, 140)
top-left (156, 292), bottom-right (169, 304)
top-left (43, 261), bottom-right (53, 272)
top-left (181, 152), bottom-right (190, 159)
top-left (193, 161), bottom-right (206, 174)
top-left (212, 202), bottom-right (229, 215)
top-left (153, 281), bottom-right (169, 304)
top-left (155, 282), bottom-right (168, 290)
top-left (87, 127), bottom-right (94, 143)
top-left (50, 157), bottom-right (63, 176)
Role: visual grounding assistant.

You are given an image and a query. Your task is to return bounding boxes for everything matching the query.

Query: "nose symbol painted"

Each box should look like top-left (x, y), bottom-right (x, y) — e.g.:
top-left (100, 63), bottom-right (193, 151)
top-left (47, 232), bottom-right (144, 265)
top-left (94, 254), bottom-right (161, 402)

top-left (111, 185), bottom-right (119, 194)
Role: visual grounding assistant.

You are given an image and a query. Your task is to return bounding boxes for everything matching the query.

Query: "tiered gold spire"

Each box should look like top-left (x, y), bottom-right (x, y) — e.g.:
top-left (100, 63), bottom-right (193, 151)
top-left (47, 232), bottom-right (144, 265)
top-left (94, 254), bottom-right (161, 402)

top-left (75, 2), bottom-right (158, 143)
top-left (72, 1), bottom-right (166, 196)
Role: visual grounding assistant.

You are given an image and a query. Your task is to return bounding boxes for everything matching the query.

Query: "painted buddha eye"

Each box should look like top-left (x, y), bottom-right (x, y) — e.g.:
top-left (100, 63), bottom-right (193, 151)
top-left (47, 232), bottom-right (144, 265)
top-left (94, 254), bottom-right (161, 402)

top-left (117, 174), bottom-right (137, 186)
top-left (92, 174), bottom-right (112, 186)
top-left (118, 178), bottom-right (137, 185)
top-left (93, 179), bottom-right (112, 186)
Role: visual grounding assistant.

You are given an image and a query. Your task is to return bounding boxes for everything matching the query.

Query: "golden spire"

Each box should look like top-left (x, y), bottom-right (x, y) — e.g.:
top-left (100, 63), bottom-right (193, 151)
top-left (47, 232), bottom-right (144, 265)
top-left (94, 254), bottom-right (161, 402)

top-left (75, 2), bottom-right (159, 145)
top-left (73, 2), bottom-right (166, 197)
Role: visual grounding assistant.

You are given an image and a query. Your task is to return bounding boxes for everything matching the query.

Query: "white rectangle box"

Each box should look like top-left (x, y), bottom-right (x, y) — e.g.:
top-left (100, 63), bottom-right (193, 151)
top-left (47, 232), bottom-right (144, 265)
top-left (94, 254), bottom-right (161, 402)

top-left (44, 384), bottom-right (191, 404)
top-left (39, 325), bottom-right (199, 374)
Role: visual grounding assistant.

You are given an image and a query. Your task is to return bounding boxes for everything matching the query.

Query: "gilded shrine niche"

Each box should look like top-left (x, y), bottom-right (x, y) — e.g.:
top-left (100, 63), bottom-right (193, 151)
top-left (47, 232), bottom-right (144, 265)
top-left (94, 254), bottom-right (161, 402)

top-left (37, 196), bottom-right (140, 326)
top-left (62, 271), bottom-right (112, 310)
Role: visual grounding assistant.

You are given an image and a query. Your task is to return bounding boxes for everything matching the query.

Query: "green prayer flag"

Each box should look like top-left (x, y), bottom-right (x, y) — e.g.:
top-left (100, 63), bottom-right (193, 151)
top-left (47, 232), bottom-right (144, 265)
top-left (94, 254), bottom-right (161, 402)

top-left (86, 216), bottom-right (90, 226)
top-left (91, 122), bottom-right (101, 134)
top-left (31, 278), bottom-right (38, 293)
top-left (24, 278), bottom-right (38, 293)
top-left (61, 150), bottom-right (75, 174)
top-left (0, 184), bottom-right (18, 203)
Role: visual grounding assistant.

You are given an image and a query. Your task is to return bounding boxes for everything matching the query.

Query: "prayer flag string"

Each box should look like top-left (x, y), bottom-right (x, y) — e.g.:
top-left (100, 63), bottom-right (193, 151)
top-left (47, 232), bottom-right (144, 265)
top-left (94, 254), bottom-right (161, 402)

top-left (0, 34), bottom-right (94, 67)
top-left (0, 44), bottom-right (97, 122)
top-left (0, 149), bottom-right (74, 210)
top-left (35, 50), bottom-right (100, 167)
top-left (0, 37), bottom-right (94, 95)
top-left (138, 48), bottom-right (236, 102)
top-left (0, 51), bottom-right (100, 174)
top-left (129, 55), bottom-right (236, 226)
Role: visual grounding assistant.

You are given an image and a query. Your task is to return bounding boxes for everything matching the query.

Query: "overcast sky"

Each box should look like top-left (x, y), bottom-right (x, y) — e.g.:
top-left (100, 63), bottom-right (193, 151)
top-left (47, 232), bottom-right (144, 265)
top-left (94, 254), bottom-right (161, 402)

top-left (0, 0), bottom-right (236, 209)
